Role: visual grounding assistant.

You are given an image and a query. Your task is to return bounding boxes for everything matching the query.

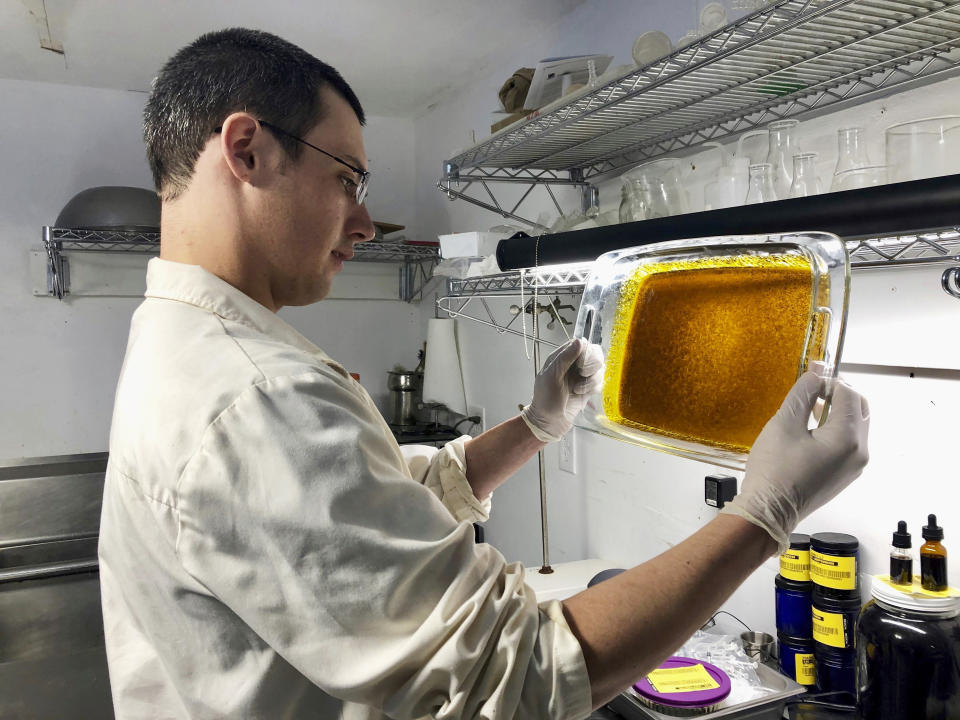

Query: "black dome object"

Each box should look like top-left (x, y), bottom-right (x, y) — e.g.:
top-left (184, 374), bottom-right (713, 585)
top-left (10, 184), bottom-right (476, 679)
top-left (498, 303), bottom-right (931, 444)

top-left (587, 568), bottom-right (626, 587)
top-left (55, 186), bottom-right (160, 231)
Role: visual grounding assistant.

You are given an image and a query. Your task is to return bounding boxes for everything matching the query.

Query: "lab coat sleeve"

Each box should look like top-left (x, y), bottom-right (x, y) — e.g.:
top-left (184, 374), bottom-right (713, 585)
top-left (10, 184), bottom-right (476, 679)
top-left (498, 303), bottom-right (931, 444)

top-left (400, 438), bottom-right (491, 524)
top-left (175, 372), bottom-right (592, 720)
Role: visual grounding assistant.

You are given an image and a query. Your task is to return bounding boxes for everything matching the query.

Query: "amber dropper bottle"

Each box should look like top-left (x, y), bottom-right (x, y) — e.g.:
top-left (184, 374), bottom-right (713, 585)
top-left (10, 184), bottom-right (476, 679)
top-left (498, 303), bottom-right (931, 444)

top-left (921, 514), bottom-right (948, 592)
top-left (890, 520), bottom-right (912, 586)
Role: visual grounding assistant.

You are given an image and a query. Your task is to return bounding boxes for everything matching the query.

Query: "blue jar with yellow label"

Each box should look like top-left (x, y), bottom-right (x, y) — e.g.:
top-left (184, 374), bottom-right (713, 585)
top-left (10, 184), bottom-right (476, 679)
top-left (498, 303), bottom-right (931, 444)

top-left (778, 633), bottom-right (817, 687)
top-left (815, 644), bottom-right (856, 696)
top-left (780, 533), bottom-right (811, 582)
top-left (812, 586), bottom-right (861, 650)
top-left (775, 574), bottom-right (813, 638)
top-left (810, 532), bottom-right (859, 598)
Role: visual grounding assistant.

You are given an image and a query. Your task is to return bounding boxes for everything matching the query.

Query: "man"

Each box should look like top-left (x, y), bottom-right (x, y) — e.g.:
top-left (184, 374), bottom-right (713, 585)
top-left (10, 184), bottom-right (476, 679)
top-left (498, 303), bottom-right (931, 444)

top-left (99, 28), bottom-right (870, 720)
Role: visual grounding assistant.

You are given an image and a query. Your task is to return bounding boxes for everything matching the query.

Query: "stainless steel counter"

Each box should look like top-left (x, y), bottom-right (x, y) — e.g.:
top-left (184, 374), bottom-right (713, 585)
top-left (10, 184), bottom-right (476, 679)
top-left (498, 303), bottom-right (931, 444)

top-left (0, 452), bottom-right (114, 719)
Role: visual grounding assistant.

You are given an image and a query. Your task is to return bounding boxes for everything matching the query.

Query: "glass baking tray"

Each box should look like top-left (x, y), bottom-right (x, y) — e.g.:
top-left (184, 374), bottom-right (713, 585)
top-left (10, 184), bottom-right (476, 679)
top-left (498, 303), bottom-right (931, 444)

top-left (573, 232), bottom-right (849, 470)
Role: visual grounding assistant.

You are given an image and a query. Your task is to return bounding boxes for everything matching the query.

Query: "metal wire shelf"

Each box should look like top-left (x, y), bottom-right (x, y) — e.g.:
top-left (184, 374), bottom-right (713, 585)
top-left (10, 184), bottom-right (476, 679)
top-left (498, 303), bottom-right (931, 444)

top-left (40, 227), bottom-right (440, 302)
top-left (845, 228), bottom-right (960, 265)
top-left (437, 228), bottom-right (960, 343)
top-left (439, 0), bottom-right (960, 226)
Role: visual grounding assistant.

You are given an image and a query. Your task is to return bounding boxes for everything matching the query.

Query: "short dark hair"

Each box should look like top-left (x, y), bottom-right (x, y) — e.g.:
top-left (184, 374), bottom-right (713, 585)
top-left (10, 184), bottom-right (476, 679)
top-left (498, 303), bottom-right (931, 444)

top-left (144, 28), bottom-right (365, 200)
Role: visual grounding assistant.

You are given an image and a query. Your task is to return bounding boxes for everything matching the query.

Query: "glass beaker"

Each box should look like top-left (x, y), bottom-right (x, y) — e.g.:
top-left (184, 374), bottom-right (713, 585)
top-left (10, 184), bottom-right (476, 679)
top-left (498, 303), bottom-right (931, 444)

top-left (745, 163), bottom-right (777, 204)
top-left (624, 158), bottom-right (688, 218)
top-left (788, 153), bottom-right (822, 198)
top-left (886, 116), bottom-right (960, 183)
top-left (619, 180), bottom-right (652, 222)
top-left (765, 119), bottom-right (800, 199)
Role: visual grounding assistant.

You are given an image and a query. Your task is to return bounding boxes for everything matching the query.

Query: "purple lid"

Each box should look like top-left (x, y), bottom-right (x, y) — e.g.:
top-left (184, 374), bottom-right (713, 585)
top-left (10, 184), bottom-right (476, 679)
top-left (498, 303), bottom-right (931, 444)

top-left (633, 656), bottom-right (731, 708)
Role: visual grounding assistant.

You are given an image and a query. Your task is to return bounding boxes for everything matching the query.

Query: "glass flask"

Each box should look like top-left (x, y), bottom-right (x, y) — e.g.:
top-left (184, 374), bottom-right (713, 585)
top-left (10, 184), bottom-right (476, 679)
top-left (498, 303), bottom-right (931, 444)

top-left (745, 163), bottom-right (777, 204)
top-left (765, 119), bottom-right (800, 198)
top-left (831, 165), bottom-right (886, 192)
top-left (788, 153), bottom-right (822, 198)
top-left (834, 127), bottom-right (871, 174)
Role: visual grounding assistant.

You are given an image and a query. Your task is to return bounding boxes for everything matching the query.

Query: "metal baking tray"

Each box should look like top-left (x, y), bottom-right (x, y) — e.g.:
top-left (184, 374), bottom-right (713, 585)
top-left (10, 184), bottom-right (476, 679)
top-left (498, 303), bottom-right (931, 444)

top-left (606, 661), bottom-right (806, 719)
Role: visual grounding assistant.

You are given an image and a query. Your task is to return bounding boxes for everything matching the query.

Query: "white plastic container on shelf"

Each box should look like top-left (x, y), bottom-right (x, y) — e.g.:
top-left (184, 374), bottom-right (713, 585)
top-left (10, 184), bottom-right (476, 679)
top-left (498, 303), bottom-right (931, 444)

top-left (523, 559), bottom-right (619, 602)
top-left (437, 231), bottom-right (509, 259)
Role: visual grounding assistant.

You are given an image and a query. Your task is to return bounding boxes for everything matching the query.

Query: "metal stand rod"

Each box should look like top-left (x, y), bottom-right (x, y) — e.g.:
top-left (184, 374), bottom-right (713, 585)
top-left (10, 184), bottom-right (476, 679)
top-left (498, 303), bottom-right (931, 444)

top-left (533, 310), bottom-right (553, 574)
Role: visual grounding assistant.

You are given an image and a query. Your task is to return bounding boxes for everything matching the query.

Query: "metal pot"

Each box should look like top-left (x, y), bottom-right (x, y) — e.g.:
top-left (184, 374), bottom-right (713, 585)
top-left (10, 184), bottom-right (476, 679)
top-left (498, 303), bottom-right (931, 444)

top-left (387, 371), bottom-right (423, 427)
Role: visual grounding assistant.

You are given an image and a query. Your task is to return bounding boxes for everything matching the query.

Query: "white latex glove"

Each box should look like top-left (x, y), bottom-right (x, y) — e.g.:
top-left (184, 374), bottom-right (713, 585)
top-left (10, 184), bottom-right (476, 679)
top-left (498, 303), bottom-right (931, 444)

top-left (722, 372), bottom-right (870, 553)
top-left (520, 338), bottom-right (605, 443)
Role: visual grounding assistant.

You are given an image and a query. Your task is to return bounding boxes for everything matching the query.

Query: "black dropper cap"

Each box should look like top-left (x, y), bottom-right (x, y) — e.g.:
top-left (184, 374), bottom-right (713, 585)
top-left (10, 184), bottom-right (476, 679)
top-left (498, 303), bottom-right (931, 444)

top-left (893, 520), bottom-right (912, 548)
top-left (922, 514), bottom-right (944, 542)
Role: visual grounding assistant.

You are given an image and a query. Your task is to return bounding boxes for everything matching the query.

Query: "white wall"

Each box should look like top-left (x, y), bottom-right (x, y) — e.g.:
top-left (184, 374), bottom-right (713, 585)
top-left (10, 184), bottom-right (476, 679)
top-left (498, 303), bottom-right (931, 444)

top-left (0, 78), bottom-right (422, 458)
top-left (412, 2), bottom-right (960, 636)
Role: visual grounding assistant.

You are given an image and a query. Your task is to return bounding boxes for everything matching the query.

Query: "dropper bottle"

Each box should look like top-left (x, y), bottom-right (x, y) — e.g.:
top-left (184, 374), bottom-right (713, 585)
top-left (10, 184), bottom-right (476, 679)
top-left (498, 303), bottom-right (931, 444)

top-left (921, 514), bottom-right (948, 592)
top-left (890, 520), bottom-right (912, 586)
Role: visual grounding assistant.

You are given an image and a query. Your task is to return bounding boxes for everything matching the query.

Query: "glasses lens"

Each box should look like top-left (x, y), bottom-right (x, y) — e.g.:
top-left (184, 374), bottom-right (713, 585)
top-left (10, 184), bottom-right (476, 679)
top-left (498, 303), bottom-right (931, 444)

top-left (356, 175), bottom-right (369, 205)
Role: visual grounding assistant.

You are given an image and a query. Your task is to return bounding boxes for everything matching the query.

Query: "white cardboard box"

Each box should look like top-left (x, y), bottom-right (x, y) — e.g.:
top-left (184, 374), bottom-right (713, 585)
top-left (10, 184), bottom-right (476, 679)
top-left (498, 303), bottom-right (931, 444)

top-left (438, 231), bottom-right (509, 259)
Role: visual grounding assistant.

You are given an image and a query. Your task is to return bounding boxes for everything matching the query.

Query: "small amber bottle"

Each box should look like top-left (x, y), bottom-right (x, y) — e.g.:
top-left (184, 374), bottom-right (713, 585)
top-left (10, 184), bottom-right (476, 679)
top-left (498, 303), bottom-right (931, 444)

top-left (920, 514), bottom-right (948, 592)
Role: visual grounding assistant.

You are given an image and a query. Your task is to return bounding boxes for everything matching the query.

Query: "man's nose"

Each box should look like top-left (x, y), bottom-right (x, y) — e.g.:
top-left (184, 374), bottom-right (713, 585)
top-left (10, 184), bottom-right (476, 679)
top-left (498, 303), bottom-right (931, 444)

top-left (348, 202), bottom-right (375, 244)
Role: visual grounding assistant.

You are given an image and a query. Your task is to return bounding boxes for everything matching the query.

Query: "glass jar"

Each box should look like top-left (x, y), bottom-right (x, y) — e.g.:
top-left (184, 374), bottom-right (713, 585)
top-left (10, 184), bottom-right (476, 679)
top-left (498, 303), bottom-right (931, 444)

top-left (744, 163), bottom-right (777, 204)
top-left (856, 576), bottom-right (960, 718)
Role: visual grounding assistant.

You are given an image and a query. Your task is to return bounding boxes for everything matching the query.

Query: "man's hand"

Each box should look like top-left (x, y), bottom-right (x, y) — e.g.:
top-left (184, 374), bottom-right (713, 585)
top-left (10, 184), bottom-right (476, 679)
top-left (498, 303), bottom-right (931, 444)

top-left (722, 372), bottom-right (870, 552)
top-left (520, 338), bottom-right (604, 443)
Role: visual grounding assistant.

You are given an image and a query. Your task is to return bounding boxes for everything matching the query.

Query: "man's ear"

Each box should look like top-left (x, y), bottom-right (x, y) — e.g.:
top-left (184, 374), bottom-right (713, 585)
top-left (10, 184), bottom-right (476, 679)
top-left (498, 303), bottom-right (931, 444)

top-left (219, 113), bottom-right (268, 185)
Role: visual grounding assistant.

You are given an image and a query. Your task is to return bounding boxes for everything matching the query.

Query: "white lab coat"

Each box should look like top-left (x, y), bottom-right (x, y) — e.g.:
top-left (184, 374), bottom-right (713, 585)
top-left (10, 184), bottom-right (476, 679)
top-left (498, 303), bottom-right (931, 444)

top-left (98, 258), bottom-right (591, 720)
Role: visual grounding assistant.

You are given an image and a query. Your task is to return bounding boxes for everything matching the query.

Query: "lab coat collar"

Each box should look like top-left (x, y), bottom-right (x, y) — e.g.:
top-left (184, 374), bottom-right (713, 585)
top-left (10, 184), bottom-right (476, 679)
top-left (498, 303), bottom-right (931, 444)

top-left (144, 258), bottom-right (342, 371)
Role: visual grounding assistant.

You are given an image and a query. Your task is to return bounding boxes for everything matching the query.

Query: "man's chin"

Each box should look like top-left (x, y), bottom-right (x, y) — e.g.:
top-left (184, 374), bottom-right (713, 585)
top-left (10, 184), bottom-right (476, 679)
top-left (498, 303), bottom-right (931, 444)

top-left (277, 281), bottom-right (331, 308)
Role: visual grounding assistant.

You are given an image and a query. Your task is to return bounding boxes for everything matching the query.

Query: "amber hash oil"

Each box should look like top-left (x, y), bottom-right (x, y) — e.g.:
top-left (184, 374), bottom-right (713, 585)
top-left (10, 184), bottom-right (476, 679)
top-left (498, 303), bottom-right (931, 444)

top-left (601, 253), bottom-right (822, 453)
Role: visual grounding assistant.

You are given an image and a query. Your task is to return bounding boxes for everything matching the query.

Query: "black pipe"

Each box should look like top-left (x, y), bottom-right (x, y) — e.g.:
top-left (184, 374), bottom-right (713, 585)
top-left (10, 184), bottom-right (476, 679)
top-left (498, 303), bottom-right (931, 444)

top-left (496, 174), bottom-right (960, 270)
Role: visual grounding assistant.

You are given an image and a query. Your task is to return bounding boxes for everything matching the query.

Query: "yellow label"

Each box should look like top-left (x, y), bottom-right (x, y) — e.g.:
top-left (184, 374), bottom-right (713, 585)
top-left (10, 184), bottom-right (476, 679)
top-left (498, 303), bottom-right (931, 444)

top-left (812, 607), bottom-right (851, 648)
top-left (810, 550), bottom-right (857, 590)
top-left (795, 653), bottom-right (816, 685)
top-left (780, 549), bottom-right (811, 581)
top-left (647, 664), bottom-right (720, 694)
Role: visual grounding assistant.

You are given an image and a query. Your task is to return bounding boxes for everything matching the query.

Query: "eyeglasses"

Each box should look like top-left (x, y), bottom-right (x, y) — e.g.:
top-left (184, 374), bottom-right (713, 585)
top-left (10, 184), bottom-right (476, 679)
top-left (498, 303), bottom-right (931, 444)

top-left (214, 120), bottom-right (369, 204)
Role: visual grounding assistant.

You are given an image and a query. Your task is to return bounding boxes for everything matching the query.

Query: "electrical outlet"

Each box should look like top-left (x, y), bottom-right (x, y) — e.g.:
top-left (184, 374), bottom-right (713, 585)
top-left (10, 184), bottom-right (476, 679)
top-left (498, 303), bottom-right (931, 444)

top-left (558, 430), bottom-right (577, 474)
top-left (467, 404), bottom-right (485, 434)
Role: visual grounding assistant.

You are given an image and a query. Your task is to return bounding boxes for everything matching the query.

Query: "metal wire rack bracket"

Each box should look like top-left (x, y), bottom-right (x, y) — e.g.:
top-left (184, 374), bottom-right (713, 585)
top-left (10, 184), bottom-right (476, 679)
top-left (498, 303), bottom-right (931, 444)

top-left (437, 265), bottom-right (591, 348)
top-left (437, 229), bottom-right (960, 346)
top-left (40, 227), bottom-right (440, 302)
top-left (438, 0), bottom-right (960, 222)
